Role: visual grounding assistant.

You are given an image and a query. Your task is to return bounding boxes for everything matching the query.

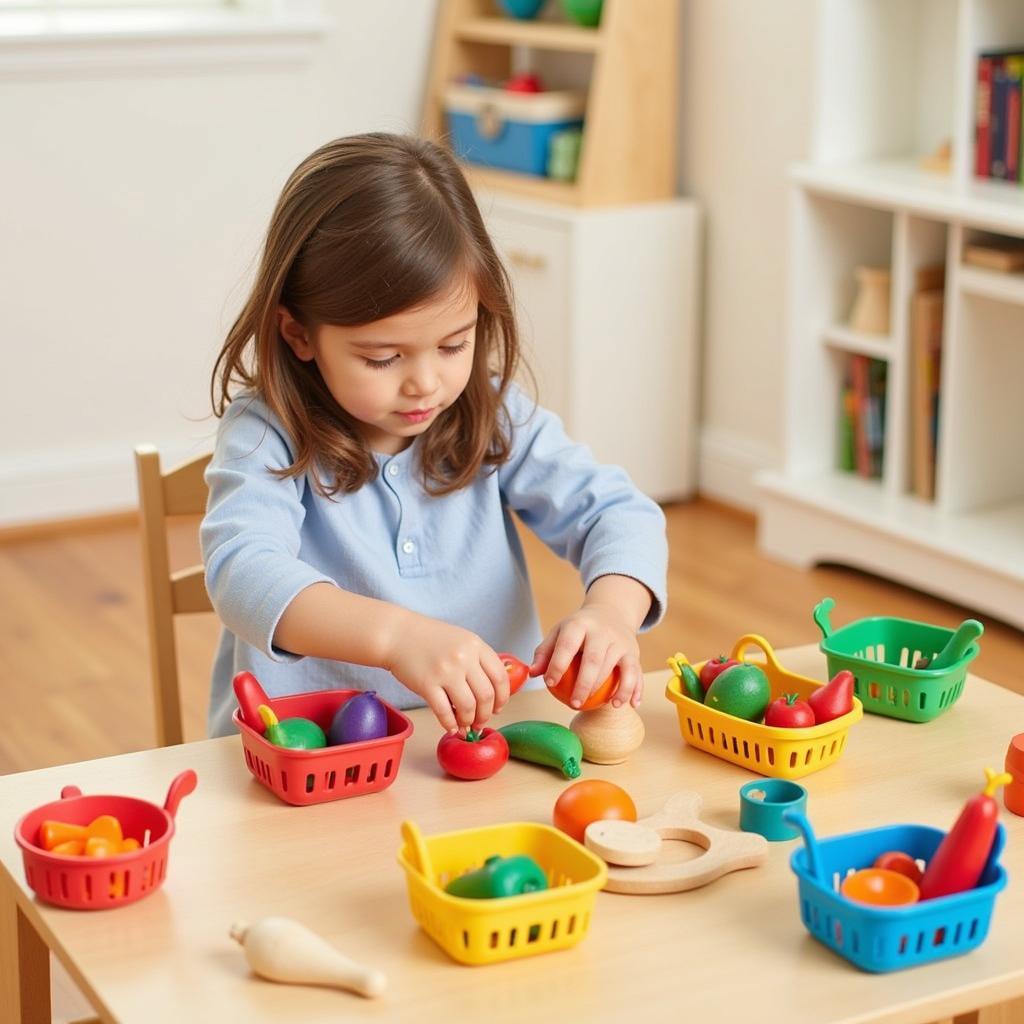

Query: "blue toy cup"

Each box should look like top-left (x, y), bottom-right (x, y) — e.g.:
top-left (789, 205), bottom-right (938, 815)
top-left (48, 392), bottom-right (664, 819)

top-left (739, 779), bottom-right (808, 841)
top-left (498, 0), bottom-right (547, 18)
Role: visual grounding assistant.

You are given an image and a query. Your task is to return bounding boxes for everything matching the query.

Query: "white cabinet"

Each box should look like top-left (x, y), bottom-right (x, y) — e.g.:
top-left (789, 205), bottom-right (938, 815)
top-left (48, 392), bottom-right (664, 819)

top-left (757, 0), bottom-right (1024, 628)
top-left (479, 191), bottom-right (702, 502)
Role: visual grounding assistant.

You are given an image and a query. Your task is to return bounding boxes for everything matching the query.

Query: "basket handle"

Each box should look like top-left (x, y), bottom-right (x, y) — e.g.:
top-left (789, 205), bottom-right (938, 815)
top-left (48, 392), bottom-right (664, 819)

top-left (812, 598), bottom-right (836, 639)
top-left (60, 786), bottom-right (82, 800)
top-left (163, 770), bottom-right (198, 819)
top-left (401, 820), bottom-right (434, 882)
top-left (730, 634), bottom-right (786, 675)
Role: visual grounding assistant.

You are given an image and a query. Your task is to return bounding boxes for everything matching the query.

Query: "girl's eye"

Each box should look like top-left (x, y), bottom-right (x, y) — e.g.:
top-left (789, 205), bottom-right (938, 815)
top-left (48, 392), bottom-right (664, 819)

top-left (441, 339), bottom-right (471, 356)
top-left (364, 355), bottom-right (399, 370)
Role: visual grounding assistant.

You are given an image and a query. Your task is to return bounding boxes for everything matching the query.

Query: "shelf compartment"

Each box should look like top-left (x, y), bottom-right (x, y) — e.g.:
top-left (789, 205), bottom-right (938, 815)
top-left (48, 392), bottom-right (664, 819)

top-left (959, 265), bottom-right (1024, 307)
top-left (822, 324), bottom-right (894, 361)
top-left (463, 163), bottom-right (582, 204)
top-left (792, 160), bottom-right (1024, 236)
top-left (454, 17), bottom-right (603, 53)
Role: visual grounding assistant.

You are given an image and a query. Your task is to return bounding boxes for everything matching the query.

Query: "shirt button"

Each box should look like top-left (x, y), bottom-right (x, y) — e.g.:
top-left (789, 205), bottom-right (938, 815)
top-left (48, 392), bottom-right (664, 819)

top-left (402, 540), bottom-right (416, 554)
top-left (387, 464), bottom-right (400, 477)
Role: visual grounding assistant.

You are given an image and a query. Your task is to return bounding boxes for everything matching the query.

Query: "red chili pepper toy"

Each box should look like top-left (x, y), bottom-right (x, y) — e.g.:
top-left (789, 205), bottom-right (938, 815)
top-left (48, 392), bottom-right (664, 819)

top-left (919, 768), bottom-right (1012, 900)
top-left (437, 728), bottom-right (510, 781)
top-left (808, 670), bottom-right (855, 724)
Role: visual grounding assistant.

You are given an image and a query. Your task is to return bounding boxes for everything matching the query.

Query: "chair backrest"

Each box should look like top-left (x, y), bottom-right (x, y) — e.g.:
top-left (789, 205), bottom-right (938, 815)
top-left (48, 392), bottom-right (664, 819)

top-left (134, 445), bottom-right (213, 747)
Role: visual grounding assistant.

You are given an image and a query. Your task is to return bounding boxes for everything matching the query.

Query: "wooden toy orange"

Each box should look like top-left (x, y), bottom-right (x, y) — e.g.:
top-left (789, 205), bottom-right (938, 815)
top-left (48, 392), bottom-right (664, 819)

top-left (553, 780), bottom-right (637, 843)
top-left (548, 654), bottom-right (619, 710)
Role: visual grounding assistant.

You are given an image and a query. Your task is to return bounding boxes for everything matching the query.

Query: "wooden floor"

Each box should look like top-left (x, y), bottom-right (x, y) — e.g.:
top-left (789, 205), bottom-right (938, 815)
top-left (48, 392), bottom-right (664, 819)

top-left (2, 497), bottom-right (1022, 775)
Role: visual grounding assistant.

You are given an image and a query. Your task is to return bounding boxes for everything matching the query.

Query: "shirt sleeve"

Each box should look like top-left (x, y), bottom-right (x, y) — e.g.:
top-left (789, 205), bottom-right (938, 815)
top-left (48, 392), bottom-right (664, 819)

top-left (497, 383), bottom-right (668, 631)
top-left (200, 394), bottom-right (336, 662)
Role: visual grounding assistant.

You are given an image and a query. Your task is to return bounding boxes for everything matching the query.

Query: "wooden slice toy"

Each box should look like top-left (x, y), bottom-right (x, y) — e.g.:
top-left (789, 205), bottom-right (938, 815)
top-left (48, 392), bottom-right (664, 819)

top-left (583, 791), bottom-right (768, 894)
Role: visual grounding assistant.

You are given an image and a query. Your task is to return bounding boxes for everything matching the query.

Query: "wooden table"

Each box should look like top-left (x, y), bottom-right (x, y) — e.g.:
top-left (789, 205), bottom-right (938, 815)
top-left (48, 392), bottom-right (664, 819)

top-left (2, 646), bottom-right (1023, 1024)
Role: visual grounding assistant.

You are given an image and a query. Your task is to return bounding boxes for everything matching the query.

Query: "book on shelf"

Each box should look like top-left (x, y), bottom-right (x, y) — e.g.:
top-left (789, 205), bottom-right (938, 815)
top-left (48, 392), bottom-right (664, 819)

top-left (975, 49), bottom-right (1024, 183)
top-left (839, 355), bottom-right (887, 482)
top-left (911, 288), bottom-right (944, 501)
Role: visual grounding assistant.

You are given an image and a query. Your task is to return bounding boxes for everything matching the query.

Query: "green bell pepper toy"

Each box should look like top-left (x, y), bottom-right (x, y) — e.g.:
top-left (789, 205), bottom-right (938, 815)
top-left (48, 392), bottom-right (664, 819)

top-left (444, 854), bottom-right (548, 899)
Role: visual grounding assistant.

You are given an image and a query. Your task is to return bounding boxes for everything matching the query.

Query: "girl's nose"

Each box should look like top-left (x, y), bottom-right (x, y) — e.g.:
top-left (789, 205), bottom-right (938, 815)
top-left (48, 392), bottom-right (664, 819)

top-left (402, 361), bottom-right (440, 396)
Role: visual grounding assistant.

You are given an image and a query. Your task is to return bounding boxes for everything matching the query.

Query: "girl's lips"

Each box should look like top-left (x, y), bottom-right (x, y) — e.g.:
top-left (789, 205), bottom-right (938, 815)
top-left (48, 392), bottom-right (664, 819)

top-left (398, 407), bottom-right (435, 423)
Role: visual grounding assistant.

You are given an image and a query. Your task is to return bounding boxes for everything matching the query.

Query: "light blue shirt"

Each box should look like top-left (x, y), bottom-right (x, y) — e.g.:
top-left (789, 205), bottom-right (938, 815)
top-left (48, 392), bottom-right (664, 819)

top-left (201, 384), bottom-right (668, 737)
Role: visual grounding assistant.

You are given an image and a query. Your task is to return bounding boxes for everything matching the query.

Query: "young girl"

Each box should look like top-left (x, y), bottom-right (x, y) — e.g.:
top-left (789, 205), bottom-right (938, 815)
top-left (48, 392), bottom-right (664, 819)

top-left (202, 133), bottom-right (668, 738)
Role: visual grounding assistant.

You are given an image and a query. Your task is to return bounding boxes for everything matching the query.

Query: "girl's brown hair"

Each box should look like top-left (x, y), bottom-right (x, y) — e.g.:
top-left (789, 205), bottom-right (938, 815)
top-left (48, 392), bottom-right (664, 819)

top-left (211, 133), bottom-right (524, 496)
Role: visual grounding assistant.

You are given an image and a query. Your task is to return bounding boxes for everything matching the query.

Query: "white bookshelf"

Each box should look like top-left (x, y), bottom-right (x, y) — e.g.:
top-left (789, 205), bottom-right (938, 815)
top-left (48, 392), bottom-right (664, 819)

top-left (758, 0), bottom-right (1024, 630)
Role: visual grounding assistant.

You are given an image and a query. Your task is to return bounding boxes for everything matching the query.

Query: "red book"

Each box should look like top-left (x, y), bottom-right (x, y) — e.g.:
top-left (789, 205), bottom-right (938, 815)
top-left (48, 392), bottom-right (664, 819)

top-left (1007, 76), bottom-right (1021, 182)
top-left (976, 55), bottom-right (994, 178)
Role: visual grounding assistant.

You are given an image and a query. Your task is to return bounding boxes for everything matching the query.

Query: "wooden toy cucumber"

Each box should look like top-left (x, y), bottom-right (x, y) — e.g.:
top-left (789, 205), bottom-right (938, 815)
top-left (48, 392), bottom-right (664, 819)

top-left (497, 721), bottom-right (582, 779)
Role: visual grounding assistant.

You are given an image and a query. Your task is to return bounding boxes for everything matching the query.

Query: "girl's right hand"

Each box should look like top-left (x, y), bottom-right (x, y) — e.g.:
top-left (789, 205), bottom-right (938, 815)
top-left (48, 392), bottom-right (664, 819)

top-left (384, 614), bottom-right (510, 733)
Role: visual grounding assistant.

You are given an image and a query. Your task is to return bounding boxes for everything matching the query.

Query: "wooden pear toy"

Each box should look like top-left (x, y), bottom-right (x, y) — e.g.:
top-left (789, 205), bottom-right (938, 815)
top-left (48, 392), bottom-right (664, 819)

top-left (570, 702), bottom-right (645, 764)
top-left (584, 791), bottom-right (768, 894)
top-left (230, 917), bottom-right (386, 998)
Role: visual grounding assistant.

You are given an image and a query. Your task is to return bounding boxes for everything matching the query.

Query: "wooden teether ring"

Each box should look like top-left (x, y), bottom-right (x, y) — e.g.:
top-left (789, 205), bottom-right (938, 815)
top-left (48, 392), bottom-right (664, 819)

top-left (584, 820), bottom-right (662, 866)
top-left (584, 791), bottom-right (768, 895)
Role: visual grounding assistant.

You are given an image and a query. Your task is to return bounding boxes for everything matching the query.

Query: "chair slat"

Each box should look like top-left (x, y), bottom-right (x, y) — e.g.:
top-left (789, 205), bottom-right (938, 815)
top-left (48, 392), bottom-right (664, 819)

top-left (171, 566), bottom-right (212, 615)
top-left (163, 453), bottom-right (212, 517)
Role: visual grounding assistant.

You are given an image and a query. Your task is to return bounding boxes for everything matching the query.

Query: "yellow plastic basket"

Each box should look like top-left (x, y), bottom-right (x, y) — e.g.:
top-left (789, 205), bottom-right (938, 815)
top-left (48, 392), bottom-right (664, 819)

top-left (397, 819), bottom-right (607, 966)
top-left (664, 634), bottom-right (863, 780)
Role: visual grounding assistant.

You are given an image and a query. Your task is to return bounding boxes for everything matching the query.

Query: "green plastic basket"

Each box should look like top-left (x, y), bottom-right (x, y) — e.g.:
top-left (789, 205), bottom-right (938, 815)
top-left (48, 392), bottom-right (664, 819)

top-left (812, 598), bottom-right (981, 723)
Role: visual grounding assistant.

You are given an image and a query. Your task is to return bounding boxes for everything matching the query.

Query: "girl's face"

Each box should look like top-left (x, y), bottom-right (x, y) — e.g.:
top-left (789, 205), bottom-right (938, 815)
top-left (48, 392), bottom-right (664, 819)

top-left (279, 276), bottom-right (479, 455)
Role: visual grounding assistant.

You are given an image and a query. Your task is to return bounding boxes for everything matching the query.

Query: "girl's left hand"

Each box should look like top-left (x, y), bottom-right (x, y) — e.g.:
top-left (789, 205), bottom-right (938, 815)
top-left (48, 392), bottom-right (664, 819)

top-left (530, 604), bottom-right (644, 710)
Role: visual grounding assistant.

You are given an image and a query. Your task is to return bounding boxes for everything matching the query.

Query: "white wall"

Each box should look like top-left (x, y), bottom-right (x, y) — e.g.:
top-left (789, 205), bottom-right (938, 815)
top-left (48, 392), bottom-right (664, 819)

top-left (678, 0), bottom-right (817, 509)
top-left (1, 0), bottom-right (819, 525)
top-left (0, 0), bottom-right (438, 526)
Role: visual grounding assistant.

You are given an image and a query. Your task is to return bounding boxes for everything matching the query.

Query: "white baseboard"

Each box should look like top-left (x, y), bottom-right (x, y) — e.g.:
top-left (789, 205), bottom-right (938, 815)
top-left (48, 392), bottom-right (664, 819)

top-left (697, 426), bottom-right (779, 511)
top-left (0, 439), bottom-right (210, 528)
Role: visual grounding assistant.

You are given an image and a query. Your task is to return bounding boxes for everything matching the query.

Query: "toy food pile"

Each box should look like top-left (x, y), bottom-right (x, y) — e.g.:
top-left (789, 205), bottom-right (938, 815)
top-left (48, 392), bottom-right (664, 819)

top-left (259, 691), bottom-right (389, 751)
top-left (668, 655), bottom-right (855, 728)
top-left (842, 770), bottom-right (1011, 907)
top-left (37, 814), bottom-right (139, 857)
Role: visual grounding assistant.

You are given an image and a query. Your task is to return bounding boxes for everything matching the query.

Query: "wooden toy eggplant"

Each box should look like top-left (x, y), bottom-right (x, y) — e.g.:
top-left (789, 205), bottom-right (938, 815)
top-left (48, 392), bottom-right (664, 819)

top-left (230, 917), bottom-right (386, 998)
top-left (328, 691), bottom-right (388, 745)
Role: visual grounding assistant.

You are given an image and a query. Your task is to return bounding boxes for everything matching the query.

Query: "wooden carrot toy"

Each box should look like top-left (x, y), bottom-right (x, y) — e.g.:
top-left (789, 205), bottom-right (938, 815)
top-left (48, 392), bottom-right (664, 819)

top-left (230, 917), bottom-right (386, 998)
top-left (919, 768), bottom-right (1012, 900)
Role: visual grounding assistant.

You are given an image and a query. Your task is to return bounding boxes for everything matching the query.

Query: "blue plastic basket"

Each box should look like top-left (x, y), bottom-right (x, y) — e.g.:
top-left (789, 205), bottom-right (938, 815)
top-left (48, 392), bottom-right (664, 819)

top-left (790, 823), bottom-right (1007, 973)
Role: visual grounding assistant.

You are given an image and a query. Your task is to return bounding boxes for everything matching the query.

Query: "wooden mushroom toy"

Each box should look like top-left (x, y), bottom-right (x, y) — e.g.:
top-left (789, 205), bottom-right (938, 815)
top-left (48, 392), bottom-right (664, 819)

top-left (570, 702), bottom-right (645, 764)
top-left (230, 917), bottom-right (386, 999)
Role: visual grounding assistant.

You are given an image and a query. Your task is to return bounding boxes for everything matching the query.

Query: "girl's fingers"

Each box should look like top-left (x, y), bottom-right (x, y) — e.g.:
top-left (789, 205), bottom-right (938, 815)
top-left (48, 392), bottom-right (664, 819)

top-left (425, 689), bottom-right (458, 733)
top-left (482, 649), bottom-right (511, 713)
top-left (466, 666), bottom-right (496, 728)
top-left (530, 628), bottom-right (558, 677)
top-left (543, 623), bottom-right (586, 694)
top-left (445, 680), bottom-right (478, 731)
top-left (631, 672), bottom-right (645, 707)
top-left (570, 638), bottom-right (610, 709)
top-left (612, 658), bottom-right (640, 707)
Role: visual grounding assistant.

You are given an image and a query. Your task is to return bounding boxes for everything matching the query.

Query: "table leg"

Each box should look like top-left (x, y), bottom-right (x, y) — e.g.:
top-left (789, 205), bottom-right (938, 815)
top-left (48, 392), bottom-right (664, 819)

top-left (0, 878), bottom-right (51, 1024)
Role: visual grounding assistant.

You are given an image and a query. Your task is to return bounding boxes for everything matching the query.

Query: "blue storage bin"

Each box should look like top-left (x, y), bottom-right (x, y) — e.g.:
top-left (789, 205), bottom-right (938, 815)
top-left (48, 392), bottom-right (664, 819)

top-left (790, 822), bottom-right (1007, 973)
top-left (444, 83), bottom-right (584, 177)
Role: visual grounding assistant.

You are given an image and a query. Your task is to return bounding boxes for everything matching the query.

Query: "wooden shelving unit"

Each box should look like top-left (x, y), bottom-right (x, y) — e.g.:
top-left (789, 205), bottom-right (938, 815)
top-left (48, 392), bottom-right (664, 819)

top-left (758, 0), bottom-right (1024, 629)
top-left (422, 0), bottom-right (679, 207)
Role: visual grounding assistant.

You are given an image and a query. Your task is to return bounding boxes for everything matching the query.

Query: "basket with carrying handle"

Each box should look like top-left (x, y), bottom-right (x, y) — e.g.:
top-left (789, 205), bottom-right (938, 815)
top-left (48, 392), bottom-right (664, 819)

top-left (664, 634), bottom-right (862, 779)
top-left (813, 598), bottom-right (981, 723)
top-left (397, 819), bottom-right (607, 966)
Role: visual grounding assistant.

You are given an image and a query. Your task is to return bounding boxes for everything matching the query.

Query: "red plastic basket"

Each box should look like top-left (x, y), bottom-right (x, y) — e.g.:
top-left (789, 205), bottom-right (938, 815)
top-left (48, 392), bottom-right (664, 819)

top-left (232, 678), bottom-right (414, 807)
top-left (13, 770), bottom-right (196, 911)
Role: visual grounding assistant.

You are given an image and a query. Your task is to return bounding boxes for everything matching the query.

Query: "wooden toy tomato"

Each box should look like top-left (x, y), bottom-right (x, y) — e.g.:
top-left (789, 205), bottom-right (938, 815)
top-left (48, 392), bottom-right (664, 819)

top-left (553, 780), bottom-right (636, 844)
top-left (437, 729), bottom-right (509, 781)
top-left (548, 654), bottom-right (619, 710)
top-left (499, 653), bottom-right (530, 696)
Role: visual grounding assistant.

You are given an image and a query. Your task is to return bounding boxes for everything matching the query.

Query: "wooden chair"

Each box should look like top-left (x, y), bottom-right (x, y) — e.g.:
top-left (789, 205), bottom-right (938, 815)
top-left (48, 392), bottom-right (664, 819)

top-left (134, 445), bottom-right (213, 747)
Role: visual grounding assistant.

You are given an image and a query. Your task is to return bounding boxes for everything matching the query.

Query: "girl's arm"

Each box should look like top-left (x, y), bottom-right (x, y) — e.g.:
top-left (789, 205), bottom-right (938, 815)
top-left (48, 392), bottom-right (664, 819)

top-left (498, 385), bottom-right (668, 708)
top-left (202, 397), bottom-right (508, 732)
